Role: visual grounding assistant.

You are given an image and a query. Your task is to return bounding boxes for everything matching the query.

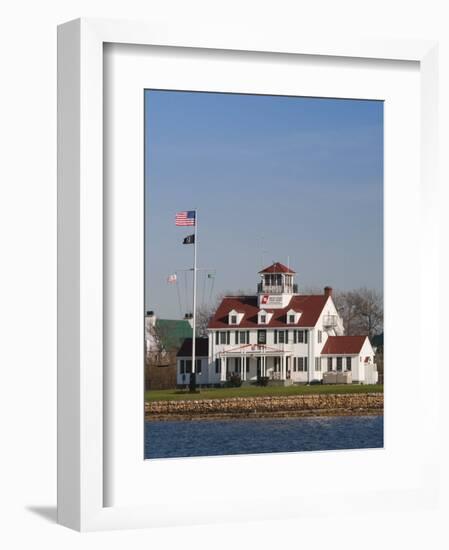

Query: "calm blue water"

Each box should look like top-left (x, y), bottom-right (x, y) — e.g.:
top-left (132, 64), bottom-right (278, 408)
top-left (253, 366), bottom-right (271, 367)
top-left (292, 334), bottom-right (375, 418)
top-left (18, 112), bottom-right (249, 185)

top-left (145, 415), bottom-right (383, 459)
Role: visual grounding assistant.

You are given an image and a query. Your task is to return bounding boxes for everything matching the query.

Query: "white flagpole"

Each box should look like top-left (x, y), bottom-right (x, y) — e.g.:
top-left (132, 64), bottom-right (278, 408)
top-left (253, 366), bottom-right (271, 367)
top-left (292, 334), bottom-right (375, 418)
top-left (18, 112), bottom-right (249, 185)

top-left (191, 209), bottom-right (198, 383)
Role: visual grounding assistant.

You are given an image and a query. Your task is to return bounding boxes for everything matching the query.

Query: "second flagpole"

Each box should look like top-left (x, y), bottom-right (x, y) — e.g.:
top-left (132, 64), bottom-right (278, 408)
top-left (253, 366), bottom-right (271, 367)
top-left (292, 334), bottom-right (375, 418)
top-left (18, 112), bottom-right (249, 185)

top-left (191, 208), bottom-right (198, 391)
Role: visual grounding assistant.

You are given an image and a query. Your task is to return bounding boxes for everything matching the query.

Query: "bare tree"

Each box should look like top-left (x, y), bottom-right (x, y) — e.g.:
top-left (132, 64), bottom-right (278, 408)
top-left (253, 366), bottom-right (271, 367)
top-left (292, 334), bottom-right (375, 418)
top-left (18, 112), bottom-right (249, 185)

top-left (196, 304), bottom-right (216, 337)
top-left (145, 318), bottom-right (162, 355)
top-left (333, 288), bottom-right (383, 338)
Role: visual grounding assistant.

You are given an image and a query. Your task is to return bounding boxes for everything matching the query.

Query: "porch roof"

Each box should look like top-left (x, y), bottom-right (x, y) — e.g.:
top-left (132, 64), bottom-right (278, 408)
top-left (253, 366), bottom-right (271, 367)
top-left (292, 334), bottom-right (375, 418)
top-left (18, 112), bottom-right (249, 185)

top-left (177, 337), bottom-right (209, 357)
top-left (217, 343), bottom-right (291, 357)
top-left (321, 335), bottom-right (367, 355)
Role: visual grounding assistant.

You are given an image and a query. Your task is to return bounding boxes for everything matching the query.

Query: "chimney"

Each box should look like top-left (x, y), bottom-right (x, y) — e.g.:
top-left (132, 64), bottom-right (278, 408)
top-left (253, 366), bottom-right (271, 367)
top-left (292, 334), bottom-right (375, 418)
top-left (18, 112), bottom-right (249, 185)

top-left (146, 310), bottom-right (156, 326)
top-left (324, 286), bottom-right (333, 298)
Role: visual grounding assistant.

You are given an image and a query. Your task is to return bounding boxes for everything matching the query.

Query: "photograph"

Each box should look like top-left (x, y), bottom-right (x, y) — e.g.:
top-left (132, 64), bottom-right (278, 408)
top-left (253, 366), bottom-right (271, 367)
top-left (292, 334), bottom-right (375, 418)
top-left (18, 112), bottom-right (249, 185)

top-left (144, 90), bottom-right (384, 459)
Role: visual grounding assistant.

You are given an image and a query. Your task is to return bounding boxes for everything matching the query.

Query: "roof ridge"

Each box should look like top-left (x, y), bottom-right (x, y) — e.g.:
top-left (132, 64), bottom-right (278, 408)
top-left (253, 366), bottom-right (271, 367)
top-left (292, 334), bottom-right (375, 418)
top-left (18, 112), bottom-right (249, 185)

top-left (259, 261), bottom-right (296, 274)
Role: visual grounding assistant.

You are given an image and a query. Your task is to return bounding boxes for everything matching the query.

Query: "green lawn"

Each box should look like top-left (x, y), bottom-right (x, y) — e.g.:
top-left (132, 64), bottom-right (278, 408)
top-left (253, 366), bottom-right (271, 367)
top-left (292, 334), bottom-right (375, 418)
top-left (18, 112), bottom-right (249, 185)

top-left (145, 384), bottom-right (383, 402)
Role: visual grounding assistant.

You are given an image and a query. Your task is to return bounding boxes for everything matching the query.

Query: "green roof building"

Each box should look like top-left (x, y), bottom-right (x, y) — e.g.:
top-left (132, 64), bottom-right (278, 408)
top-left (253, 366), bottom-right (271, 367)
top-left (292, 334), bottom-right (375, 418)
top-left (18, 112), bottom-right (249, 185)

top-left (154, 319), bottom-right (193, 352)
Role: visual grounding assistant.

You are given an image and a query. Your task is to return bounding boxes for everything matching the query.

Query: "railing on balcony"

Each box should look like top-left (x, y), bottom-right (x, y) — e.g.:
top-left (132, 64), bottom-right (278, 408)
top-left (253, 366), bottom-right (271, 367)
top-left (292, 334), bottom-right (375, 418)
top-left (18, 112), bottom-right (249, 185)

top-left (219, 343), bottom-right (293, 356)
top-left (257, 283), bottom-right (298, 294)
top-left (323, 315), bottom-right (338, 328)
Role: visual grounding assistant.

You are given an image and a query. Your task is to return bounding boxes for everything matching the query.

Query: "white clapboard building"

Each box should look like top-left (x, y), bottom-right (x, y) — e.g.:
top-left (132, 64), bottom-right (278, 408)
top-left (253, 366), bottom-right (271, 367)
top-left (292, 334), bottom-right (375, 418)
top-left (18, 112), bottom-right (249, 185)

top-left (176, 262), bottom-right (378, 387)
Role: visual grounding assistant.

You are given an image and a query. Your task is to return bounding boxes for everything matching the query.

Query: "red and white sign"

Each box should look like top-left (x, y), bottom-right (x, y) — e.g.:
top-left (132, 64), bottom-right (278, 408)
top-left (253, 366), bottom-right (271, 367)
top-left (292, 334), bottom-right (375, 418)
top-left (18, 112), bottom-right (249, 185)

top-left (261, 294), bottom-right (283, 306)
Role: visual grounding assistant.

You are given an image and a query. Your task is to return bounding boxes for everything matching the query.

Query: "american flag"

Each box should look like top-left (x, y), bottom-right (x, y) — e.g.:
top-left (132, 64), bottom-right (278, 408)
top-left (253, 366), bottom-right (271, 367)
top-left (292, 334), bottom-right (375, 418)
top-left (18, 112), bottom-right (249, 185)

top-left (175, 210), bottom-right (196, 226)
top-left (167, 273), bottom-right (177, 284)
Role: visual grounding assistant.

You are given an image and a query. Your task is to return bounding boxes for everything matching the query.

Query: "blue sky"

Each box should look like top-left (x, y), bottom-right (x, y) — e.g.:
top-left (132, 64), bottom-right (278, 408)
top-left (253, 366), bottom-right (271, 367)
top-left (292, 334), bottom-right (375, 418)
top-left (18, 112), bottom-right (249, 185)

top-left (145, 91), bottom-right (383, 318)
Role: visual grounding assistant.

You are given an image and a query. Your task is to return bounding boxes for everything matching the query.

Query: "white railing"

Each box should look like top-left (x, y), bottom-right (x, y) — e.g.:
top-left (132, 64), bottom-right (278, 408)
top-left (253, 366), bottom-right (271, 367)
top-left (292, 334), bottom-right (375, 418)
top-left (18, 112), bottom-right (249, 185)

top-left (219, 344), bottom-right (293, 357)
top-left (323, 315), bottom-right (338, 327)
top-left (257, 283), bottom-right (297, 294)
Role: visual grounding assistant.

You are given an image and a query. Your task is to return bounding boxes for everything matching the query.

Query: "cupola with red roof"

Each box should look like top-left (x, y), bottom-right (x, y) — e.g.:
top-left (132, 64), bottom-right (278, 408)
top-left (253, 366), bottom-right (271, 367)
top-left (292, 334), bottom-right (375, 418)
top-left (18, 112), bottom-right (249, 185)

top-left (257, 262), bottom-right (298, 309)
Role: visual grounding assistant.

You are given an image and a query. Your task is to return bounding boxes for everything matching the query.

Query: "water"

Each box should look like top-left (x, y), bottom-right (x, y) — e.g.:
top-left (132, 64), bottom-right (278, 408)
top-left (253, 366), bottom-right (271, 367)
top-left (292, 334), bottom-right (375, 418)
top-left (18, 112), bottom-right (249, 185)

top-left (145, 415), bottom-right (383, 459)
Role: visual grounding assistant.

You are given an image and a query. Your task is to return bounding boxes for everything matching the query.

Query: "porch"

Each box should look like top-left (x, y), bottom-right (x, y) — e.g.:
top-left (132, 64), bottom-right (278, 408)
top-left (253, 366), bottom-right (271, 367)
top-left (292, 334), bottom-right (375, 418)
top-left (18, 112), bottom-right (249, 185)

top-left (217, 345), bottom-right (294, 382)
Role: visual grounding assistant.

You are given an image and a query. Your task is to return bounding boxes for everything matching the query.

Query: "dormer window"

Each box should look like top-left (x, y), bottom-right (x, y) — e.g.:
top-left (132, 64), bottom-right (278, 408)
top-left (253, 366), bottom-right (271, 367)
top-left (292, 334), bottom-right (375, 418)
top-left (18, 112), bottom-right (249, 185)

top-left (228, 309), bottom-right (243, 325)
top-left (258, 309), bottom-right (272, 325)
top-left (287, 309), bottom-right (301, 324)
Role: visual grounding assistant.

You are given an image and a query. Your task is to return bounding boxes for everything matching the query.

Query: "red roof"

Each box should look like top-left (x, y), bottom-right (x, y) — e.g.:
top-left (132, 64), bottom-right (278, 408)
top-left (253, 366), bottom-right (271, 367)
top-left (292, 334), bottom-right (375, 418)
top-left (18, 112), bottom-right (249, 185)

top-left (321, 336), bottom-right (368, 355)
top-left (208, 294), bottom-right (328, 329)
top-left (259, 262), bottom-right (295, 274)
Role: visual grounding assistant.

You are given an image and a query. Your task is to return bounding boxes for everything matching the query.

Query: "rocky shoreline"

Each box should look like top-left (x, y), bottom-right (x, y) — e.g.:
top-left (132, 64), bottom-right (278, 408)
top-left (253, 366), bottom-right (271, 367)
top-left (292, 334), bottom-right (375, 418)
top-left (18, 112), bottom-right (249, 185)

top-left (145, 392), bottom-right (383, 421)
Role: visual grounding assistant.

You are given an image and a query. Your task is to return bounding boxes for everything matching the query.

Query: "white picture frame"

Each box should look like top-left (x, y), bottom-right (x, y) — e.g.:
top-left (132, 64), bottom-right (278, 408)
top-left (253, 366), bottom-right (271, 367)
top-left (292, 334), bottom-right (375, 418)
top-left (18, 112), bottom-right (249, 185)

top-left (57, 18), bottom-right (440, 531)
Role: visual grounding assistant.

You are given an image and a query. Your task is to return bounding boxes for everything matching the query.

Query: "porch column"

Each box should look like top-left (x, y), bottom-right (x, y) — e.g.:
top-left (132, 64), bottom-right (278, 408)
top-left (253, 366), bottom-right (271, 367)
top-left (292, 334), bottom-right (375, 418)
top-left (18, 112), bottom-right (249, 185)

top-left (242, 353), bottom-right (246, 381)
top-left (281, 355), bottom-right (285, 380)
top-left (220, 356), bottom-right (226, 382)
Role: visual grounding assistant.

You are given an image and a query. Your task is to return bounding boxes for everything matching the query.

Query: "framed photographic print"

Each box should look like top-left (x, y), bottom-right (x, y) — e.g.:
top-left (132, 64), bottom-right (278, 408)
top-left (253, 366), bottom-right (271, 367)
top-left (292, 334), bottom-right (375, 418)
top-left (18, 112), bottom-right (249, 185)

top-left (58, 18), bottom-right (441, 531)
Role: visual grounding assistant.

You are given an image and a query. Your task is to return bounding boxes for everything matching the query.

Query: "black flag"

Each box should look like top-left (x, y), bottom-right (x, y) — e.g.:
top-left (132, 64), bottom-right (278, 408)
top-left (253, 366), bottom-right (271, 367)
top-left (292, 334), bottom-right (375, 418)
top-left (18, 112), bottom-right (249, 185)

top-left (183, 234), bottom-right (195, 244)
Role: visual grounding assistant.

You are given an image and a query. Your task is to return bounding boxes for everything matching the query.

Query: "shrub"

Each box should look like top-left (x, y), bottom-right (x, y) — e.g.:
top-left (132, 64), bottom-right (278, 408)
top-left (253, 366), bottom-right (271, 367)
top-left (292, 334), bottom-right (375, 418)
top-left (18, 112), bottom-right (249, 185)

top-left (258, 376), bottom-right (269, 386)
top-left (227, 374), bottom-right (242, 387)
